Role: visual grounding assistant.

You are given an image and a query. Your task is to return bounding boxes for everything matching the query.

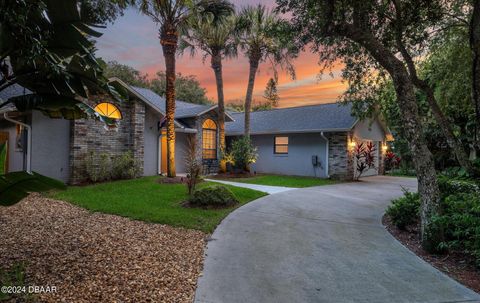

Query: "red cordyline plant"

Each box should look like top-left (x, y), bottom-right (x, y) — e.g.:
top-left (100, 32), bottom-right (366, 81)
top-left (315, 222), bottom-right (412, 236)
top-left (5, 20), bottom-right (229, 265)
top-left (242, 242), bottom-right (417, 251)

top-left (385, 151), bottom-right (401, 171)
top-left (353, 141), bottom-right (377, 180)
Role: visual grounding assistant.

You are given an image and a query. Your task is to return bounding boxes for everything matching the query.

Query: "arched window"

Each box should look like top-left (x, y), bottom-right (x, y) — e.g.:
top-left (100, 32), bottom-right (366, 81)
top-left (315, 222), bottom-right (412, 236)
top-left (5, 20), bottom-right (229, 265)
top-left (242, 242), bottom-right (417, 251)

top-left (202, 119), bottom-right (217, 159)
top-left (94, 102), bottom-right (122, 119)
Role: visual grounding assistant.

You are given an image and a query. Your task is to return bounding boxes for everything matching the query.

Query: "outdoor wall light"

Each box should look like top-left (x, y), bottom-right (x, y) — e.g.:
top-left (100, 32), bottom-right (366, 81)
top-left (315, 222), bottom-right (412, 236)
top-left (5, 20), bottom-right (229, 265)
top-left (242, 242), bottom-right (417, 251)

top-left (348, 139), bottom-right (356, 149)
top-left (382, 143), bottom-right (388, 152)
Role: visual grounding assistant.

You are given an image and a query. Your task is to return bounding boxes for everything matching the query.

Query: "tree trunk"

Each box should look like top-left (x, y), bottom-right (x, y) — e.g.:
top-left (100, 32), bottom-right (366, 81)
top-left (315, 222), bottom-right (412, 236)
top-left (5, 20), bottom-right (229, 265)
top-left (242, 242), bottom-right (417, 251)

top-left (471, 0), bottom-right (480, 153)
top-left (244, 55), bottom-right (260, 137)
top-left (211, 51), bottom-right (226, 173)
top-left (395, 33), bottom-right (476, 175)
top-left (342, 24), bottom-right (443, 251)
top-left (161, 25), bottom-right (177, 178)
top-left (420, 83), bottom-right (476, 175)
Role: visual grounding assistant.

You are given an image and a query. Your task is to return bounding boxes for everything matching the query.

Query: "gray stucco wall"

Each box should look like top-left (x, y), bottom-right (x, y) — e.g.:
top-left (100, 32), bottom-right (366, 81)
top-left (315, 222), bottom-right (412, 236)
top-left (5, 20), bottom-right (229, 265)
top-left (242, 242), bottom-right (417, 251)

top-left (353, 119), bottom-right (385, 141)
top-left (31, 111), bottom-right (71, 182)
top-left (249, 133), bottom-right (328, 178)
top-left (143, 107), bottom-right (160, 176)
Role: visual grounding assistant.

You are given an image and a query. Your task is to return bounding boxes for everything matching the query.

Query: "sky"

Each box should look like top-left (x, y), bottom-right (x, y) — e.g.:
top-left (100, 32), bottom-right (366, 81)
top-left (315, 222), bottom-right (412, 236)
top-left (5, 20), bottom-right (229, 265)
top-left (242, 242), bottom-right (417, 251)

top-left (95, 1), bottom-right (346, 108)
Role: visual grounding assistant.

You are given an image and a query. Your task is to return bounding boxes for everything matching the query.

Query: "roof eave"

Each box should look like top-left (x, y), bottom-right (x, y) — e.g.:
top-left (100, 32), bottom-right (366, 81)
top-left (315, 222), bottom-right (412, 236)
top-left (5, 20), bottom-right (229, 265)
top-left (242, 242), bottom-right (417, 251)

top-left (225, 128), bottom-right (354, 136)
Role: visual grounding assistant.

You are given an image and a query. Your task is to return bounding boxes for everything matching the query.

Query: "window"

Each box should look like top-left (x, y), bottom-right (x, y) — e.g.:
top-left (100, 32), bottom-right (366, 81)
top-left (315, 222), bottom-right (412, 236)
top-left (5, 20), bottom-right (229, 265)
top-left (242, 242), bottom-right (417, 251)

top-left (202, 119), bottom-right (217, 159)
top-left (94, 102), bottom-right (122, 119)
top-left (274, 136), bottom-right (288, 154)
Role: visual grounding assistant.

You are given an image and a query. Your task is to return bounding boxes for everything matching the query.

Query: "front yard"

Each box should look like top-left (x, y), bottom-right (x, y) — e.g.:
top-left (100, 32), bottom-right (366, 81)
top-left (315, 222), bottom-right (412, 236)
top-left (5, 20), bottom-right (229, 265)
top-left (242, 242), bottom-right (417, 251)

top-left (48, 176), bottom-right (267, 233)
top-left (212, 174), bottom-right (339, 188)
top-left (0, 176), bottom-right (266, 302)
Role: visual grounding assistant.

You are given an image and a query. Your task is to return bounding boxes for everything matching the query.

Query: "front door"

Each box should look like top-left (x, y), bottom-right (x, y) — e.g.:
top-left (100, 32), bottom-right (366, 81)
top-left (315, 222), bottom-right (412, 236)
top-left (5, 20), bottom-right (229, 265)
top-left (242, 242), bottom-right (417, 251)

top-left (158, 130), bottom-right (167, 174)
top-left (0, 132), bottom-right (9, 174)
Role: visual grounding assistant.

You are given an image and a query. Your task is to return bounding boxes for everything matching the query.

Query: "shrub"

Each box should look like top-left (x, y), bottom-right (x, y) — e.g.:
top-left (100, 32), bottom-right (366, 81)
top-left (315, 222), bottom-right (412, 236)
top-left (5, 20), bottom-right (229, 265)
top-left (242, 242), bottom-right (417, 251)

top-left (112, 151), bottom-right (141, 180)
top-left (85, 152), bottom-right (111, 182)
top-left (432, 193), bottom-right (480, 266)
top-left (188, 185), bottom-right (239, 208)
top-left (85, 151), bottom-right (140, 183)
top-left (437, 176), bottom-right (480, 198)
top-left (229, 136), bottom-right (258, 172)
top-left (386, 189), bottom-right (420, 230)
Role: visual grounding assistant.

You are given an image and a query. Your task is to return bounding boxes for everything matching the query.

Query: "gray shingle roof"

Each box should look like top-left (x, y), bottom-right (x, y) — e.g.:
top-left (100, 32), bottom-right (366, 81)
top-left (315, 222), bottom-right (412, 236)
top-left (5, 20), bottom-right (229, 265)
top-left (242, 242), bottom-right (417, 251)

top-left (225, 102), bottom-right (357, 135)
top-left (131, 86), bottom-right (212, 118)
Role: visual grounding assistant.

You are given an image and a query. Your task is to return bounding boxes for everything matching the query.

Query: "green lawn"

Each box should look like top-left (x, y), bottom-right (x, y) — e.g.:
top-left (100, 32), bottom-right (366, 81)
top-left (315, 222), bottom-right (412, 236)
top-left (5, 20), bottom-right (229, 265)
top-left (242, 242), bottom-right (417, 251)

top-left (48, 177), bottom-right (266, 233)
top-left (214, 174), bottom-right (339, 188)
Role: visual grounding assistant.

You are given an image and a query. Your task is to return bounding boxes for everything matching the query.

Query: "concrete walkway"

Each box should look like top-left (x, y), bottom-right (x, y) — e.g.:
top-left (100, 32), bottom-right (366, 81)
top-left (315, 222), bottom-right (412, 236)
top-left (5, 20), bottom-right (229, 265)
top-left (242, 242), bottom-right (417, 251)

top-left (195, 176), bottom-right (480, 303)
top-left (204, 178), bottom-right (296, 194)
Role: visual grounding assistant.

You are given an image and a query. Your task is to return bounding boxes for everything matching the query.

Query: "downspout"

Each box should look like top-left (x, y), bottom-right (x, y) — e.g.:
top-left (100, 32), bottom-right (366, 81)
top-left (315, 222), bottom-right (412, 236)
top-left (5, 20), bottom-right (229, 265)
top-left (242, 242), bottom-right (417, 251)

top-left (4, 112), bottom-right (32, 174)
top-left (320, 132), bottom-right (329, 178)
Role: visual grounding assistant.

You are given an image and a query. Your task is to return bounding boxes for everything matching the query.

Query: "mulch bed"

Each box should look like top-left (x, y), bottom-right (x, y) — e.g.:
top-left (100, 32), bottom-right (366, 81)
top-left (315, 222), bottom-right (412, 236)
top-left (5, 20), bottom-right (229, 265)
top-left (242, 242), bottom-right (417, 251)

top-left (383, 215), bottom-right (480, 294)
top-left (211, 172), bottom-right (255, 179)
top-left (0, 193), bottom-right (207, 302)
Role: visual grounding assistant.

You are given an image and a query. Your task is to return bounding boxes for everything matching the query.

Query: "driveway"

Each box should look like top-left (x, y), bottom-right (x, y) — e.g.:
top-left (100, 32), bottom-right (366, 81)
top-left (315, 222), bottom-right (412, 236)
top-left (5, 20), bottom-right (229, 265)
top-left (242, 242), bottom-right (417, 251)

top-left (195, 176), bottom-right (480, 303)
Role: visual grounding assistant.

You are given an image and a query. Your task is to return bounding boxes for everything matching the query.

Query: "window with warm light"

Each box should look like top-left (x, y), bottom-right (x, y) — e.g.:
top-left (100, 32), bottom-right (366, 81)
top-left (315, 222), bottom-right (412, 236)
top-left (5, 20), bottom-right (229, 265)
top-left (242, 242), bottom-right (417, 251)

top-left (202, 119), bottom-right (217, 159)
top-left (274, 136), bottom-right (288, 154)
top-left (94, 102), bottom-right (122, 120)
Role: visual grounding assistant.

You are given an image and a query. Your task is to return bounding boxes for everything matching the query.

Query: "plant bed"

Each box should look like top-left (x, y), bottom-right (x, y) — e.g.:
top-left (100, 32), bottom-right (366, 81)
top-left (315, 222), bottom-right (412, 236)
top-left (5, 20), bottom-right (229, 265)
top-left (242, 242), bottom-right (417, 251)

top-left (158, 176), bottom-right (188, 184)
top-left (213, 172), bottom-right (255, 179)
top-left (383, 214), bottom-right (480, 294)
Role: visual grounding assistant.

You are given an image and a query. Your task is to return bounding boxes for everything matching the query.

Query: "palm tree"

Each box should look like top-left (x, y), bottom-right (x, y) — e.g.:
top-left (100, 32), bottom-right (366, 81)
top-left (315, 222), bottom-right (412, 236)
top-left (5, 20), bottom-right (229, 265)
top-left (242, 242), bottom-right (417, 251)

top-left (237, 5), bottom-right (295, 137)
top-left (179, 0), bottom-right (236, 172)
top-left (138, 0), bottom-right (192, 177)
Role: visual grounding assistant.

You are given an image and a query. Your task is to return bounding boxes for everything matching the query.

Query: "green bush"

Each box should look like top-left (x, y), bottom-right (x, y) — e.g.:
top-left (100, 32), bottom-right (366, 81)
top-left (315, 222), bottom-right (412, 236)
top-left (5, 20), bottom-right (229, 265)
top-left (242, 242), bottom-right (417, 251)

top-left (188, 185), bottom-right (239, 208)
top-left (85, 151), bottom-right (140, 183)
top-left (437, 176), bottom-right (480, 198)
top-left (386, 189), bottom-right (420, 230)
top-left (229, 136), bottom-right (258, 171)
top-left (432, 193), bottom-right (480, 267)
top-left (112, 151), bottom-right (141, 180)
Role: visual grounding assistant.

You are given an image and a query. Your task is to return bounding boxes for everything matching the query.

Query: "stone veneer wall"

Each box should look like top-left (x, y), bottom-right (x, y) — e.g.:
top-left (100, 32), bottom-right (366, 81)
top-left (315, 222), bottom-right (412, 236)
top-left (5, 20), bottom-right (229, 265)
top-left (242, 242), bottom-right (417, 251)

top-left (69, 94), bottom-right (145, 184)
top-left (327, 132), bottom-right (354, 180)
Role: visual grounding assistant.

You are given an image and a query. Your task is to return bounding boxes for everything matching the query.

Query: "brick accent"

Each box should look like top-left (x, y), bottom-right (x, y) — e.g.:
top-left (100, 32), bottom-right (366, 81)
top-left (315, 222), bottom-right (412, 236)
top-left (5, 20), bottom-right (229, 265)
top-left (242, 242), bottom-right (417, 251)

top-left (69, 94), bottom-right (145, 184)
top-left (327, 132), bottom-right (354, 181)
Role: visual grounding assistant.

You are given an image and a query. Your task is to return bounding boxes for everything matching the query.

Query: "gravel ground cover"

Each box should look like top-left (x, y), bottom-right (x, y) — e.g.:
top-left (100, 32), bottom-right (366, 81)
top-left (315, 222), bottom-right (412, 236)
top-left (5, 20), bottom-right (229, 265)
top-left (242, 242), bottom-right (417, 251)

top-left (0, 193), bottom-right (206, 302)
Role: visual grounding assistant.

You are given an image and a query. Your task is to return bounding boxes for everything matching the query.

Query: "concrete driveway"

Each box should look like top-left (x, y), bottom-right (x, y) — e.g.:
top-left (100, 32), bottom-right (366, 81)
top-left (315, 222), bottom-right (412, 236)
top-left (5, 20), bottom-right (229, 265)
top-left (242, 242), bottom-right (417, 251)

top-left (195, 176), bottom-right (480, 303)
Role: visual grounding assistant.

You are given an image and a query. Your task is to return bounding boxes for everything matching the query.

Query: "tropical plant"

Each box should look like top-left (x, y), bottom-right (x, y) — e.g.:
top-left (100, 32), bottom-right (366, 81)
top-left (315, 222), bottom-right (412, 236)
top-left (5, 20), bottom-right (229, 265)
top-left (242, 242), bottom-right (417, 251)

top-left (179, 0), bottom-right (236, 172)
top-left (386, 189), bottom-right (420, 230)
top-left (237, 5), bottom-right (296, 137)
top-left (353, 141), bottom-right (376, 180)
top-left (229, 136), bottom-right (258, 172)
top-left (385, 151), bottom-right (401, 171)
top-left (0, 0), bottom-right (123, 127)
top-left (137, 0), bottom-right (192, 177)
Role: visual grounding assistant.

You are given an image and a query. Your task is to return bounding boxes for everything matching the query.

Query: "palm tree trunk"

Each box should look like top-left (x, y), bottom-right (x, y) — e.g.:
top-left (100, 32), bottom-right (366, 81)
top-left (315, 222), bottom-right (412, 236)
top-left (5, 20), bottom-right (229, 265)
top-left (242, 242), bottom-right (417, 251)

top-left (244, 55), bottom-right (260, 137)
top-left (161, 26), bottom-right (177, 178)
top-left (211, 51), bottom-right (226, 173)
top-left (471, 0), bottom-right (480, 155)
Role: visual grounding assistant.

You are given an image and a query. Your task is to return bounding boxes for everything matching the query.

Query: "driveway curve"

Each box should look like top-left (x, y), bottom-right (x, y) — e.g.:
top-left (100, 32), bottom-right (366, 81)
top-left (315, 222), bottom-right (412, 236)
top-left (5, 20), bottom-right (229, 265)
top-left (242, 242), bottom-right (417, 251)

top-left (195, 176), bottom-right (480, 303)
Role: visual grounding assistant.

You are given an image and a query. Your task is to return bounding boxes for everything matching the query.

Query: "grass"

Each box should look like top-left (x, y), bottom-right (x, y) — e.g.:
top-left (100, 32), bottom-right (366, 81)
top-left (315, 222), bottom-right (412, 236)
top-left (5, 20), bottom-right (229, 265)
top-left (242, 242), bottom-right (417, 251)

top-left (48, 177), bottom-right (267, 233)
top-left (1, 171), bottom-right (66, 206)
top-left (214, 174), bottom-right (339, 188)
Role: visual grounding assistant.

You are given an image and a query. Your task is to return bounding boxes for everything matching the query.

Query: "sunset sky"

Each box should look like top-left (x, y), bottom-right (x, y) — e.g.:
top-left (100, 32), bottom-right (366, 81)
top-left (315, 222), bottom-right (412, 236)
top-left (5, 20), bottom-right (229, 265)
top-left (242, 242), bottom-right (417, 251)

top-left (95, 1), bottom-right (347, 108)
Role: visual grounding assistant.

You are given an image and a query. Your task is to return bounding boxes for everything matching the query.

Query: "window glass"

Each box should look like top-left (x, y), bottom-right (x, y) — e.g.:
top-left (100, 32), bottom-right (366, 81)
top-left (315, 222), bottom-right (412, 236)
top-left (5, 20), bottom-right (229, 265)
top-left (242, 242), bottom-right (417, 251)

top-left (274, 136), bottom-right (288, 154)
top-left (202, 119), bottom-right (217, 159)
top-left (94, 103), bottom-right (122, 119)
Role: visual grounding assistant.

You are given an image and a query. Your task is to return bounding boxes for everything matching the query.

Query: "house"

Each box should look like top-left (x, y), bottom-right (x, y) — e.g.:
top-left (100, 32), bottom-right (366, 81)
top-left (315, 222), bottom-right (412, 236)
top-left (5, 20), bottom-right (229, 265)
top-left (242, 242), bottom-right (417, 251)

top-left (0, 78), bottom-right (232, 183)
top-left (225, 103), bottom-right (393, 180)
